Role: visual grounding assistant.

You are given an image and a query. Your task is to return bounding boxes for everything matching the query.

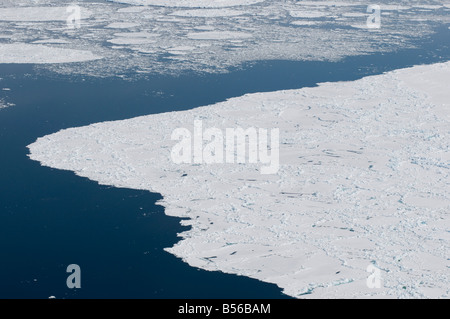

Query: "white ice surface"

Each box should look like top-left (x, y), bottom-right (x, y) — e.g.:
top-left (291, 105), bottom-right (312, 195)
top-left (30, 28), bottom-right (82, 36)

top-left (0, 6), bottom-right (92, 21)
top-left (290, 21), bottom-right (320, 26)
top-left (187, 31), bottom-right (252, 40)
top-left (0, 43), bottom-right (102, 64)
top-left (289, 10), bottom-right (330, 18)
top-left (32, 39), bottom-right (71, 44)
top-left (28, 62), bottom-right (450, 298)
top-left (106, 22), bottom-right (140, 29)
top-left (170, 9), bottom-right (245, 17)
top-left (108, 0), bottom-right (264, 8)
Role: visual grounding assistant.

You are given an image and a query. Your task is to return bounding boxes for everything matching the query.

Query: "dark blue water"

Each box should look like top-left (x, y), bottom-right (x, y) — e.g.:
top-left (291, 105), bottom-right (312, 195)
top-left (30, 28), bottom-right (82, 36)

top-left (0, 26), bottom-right (449, 299)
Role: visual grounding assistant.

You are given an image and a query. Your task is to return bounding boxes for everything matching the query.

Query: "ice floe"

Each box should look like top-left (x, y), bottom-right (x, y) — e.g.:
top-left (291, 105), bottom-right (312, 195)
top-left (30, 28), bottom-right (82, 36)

top-left (289, 10), bottom-right (330, 18)
top-left (106, 22), bottom-right (140, 28)
top-left (170, 9), bottom-right (245, 17)
top-left (32, 39), bottom-right (71, 44)
top-left (187, 31), bottom-right (252, 40)
top-left (28, 61), bottom-right (450, 298)
top-left (0, 43), bottom-right (102, 64)
top-left (0, 6), bottom-right (92, 22)
top-left (108, 0), bottom-right (265, 8)
top-left (108, 32), bottom-right (160, 45)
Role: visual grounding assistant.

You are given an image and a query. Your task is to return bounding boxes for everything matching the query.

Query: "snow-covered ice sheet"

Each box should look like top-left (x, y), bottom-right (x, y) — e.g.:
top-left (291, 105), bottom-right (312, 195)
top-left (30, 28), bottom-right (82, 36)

top-left (28, 61), bottom-right (450, 298)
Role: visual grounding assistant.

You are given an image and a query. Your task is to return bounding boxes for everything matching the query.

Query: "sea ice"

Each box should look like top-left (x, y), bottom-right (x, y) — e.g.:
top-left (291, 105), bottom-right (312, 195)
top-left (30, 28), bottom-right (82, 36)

top-left (106, 22), bottom-right (140, 29)
top-left (170, 9), bottom-right (245, 17)
top-left (0, 6), bottom-right (92, 21)
top-left (108, 0), bottom-right (265, 8)
top-left (0, 43), bottom-right (102, 64)
top-left (0, 1), bottom-right (447, 76)
top-left (187, 31), bottom-right (252, 40)
top-left (28, 61), bottom-right (450, 298)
